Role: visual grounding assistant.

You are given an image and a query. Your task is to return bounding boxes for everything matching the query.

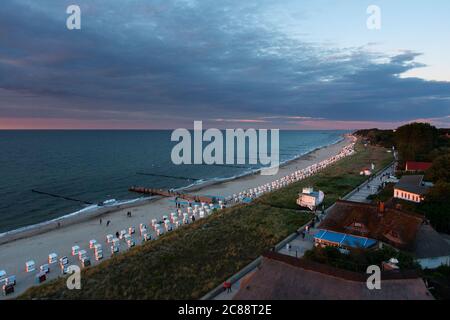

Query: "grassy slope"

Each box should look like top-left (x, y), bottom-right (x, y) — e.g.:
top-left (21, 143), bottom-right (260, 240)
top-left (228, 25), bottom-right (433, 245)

top-left (19, 141), bottom-right (392, 299)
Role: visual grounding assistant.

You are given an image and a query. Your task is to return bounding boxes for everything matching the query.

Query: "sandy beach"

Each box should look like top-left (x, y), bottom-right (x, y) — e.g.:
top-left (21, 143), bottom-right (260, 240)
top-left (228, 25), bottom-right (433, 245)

top-left (0, 135), bottom-right (352, 298)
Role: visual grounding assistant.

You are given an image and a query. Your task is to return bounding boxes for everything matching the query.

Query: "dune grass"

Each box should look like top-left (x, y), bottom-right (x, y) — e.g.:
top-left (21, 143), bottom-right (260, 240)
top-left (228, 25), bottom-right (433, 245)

top-left (19, 141), bottom-right (392, 299)
top-left (20, 204), bottom-right (312, 299)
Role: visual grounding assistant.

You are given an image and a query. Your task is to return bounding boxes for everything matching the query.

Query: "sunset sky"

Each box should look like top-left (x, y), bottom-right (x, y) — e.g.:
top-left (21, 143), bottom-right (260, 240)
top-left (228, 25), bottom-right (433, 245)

top-left (1, 0), bottom-right (449, 129)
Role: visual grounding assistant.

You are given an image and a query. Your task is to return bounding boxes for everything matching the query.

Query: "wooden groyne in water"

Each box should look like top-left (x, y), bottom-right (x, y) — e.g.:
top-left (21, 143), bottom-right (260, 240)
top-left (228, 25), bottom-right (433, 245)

top-left (128, 186), bottom-right (218, 204)
top-left (31, 189), bottom-right (93, 205)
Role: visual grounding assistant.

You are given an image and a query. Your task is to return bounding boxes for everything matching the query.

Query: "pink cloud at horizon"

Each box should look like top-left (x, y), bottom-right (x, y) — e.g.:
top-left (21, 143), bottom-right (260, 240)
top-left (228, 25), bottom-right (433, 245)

top-left (1, 116), bottom-right (448, 130)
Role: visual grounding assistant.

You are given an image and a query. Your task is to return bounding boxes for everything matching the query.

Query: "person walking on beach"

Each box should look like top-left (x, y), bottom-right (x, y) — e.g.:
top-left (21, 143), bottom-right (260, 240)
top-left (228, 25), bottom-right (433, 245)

top-left (100, 218), bottom-right (102, 225)
top-left (106, 220), bottom-right (110, 227)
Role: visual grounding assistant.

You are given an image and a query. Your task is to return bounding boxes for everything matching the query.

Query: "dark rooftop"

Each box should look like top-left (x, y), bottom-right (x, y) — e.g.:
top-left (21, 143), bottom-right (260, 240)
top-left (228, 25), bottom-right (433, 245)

top-left (395, 175), bottom-right (429, 195)
top-left (318, 200), bottom-right (423, 251)
top-left (415, 224), bottom-right (450, 259)
top-left (233, 252), bottom-right (433, 300)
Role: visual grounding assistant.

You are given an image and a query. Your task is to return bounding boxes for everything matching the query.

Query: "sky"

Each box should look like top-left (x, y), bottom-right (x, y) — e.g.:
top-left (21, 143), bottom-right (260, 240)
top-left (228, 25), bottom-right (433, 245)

top-left (0, 0), bottom-right (449, 129)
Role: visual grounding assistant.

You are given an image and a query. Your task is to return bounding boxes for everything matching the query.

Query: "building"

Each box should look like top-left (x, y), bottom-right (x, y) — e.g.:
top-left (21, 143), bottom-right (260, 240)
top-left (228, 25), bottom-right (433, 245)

top-left (233, 252), bottom-right (433, 300)
top-left (296, 187), bottom-right (324, 210)
top-left (318, 200), bottom-right (423, 251)
top-left (414, 224), bottom-right (450, 269)
top-left (359, 168), bottom-right (372, 176)
top-left (405, 161), bottom-right (432, 172)
top-left (394, 175), bottom-right (430, 203)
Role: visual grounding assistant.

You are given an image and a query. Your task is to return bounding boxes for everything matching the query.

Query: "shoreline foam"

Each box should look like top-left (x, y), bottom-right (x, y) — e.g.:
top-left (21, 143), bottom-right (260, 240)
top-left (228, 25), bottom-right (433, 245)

top-left (0, 135), bottom-right (344, 244)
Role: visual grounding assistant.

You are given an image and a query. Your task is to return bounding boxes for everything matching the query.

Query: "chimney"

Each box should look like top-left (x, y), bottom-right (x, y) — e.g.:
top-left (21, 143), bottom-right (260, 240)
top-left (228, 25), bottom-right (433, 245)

top-left (378, 201), bottom-right (385, 215)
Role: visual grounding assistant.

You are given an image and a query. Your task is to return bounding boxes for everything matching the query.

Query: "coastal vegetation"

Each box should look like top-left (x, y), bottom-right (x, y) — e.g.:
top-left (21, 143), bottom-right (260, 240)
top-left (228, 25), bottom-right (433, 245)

top-left (303, 245), bottom-right (419, 273)
top-left (357, 123), bottom-right (450, 233)
top-left (19, 141), bottom-right (392, 299)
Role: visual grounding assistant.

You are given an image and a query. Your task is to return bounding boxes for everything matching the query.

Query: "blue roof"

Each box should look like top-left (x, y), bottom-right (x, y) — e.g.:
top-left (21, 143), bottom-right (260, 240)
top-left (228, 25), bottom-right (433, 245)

top-left (314, 229), bottom-right (377, 249)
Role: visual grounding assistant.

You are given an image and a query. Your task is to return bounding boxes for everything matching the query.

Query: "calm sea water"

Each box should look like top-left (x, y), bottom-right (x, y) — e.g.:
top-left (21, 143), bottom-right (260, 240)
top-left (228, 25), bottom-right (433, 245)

top-left (0, 130), bottom-right (346, 233)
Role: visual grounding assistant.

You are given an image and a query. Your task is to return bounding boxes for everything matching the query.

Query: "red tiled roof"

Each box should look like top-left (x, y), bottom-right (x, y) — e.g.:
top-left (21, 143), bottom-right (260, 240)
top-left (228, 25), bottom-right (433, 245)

top-left (405, 161), bottom-right (432, 172)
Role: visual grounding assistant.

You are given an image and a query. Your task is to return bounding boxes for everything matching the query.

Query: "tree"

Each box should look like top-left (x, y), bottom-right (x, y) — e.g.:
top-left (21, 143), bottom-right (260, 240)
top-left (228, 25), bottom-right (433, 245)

top-left (427, 153), bottom-right (450, 183)
top-left (395, 123), bottom-right (438, 162)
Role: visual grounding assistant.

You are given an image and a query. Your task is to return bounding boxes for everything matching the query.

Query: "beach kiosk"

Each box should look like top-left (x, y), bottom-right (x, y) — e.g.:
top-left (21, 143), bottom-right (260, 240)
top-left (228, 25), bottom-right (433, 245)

top-left (35, 271), bottom-right (46, 284)
top-left (48, 253), bottom-right (58, 264)
top-left (182, 213), bottom-right (189, 224)
top-left (78, 250), bottom-right (87, 261)
top-left (6, 275), bottom-right (16, 286)
top-left (59, 256), bottom-right (69, 274)
top-left (111, 244), bottom-right (119, 254)
top-left (89, 239), bottom-right (97, 249)
top-left (94, 244), bottom-right (103, 261)
top-left (71, 245), bottom-right (80, 256)
top-left (106, 234), bottom-right (114, 243)
top-left (81, 257), bottom-right (91, 268)
top-left (2, 284), bottom-right (14, 296)
top-left (140, 226), bottom-right (147, 236)
top-left (143, 232), bottom-right (151, 242)
top-left (156, 225), bottom-right (164, 236)
top-left (40, 264), bottom-right (50, 274)
top-left (59, 256), bottom-right (69, 266)
top-left (25, 260), bottom-right (35, 273)
top-left (124, 234), bottom-right (135, 248)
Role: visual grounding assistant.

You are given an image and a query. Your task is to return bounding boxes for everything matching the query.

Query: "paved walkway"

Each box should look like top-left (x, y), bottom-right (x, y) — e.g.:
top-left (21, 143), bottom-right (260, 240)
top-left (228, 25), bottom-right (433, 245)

top-left (214, 162), bottom-right (395, 300)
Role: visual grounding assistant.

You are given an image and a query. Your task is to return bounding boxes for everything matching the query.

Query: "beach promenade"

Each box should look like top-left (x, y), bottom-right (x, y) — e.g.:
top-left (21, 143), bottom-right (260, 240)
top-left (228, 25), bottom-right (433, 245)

top-left (213, 161), bottom-right (395, 300)
top-left (0, 136), bottom-right (353, 299)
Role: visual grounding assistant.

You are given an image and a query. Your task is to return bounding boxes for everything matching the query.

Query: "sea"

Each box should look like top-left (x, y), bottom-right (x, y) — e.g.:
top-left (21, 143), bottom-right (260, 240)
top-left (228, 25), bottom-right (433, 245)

top-left (0, 130), bottom-right (347, 233)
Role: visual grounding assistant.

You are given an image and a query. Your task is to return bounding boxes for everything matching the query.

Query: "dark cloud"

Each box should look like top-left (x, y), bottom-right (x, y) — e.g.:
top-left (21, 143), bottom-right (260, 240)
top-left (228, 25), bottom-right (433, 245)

top-left (0, 0), bottom-right (449, 127)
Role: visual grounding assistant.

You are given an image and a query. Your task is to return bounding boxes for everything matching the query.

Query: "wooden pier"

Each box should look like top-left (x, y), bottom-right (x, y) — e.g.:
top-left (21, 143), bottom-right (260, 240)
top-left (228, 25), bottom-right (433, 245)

top-left (128, 186), bottom-right (218, 204)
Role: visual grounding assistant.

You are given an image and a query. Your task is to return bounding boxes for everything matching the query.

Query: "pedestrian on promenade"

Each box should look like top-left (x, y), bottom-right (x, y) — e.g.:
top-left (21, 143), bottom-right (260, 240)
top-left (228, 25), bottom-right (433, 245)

top-left (224, 281), bottom-right (232, 293)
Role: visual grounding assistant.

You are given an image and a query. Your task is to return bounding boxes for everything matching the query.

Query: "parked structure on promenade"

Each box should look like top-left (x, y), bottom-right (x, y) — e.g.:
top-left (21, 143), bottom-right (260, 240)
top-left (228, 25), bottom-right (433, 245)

top-left (297, 187), bottom-right (324, 211)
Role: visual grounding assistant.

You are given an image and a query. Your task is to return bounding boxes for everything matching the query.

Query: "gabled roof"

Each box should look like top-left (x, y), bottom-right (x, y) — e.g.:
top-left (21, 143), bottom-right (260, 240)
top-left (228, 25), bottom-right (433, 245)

top-left (318, 200), bottom-right (423, 251)
top-left (415, 224), bottom-right (450, 259)
top-left (406, 161), bottom-right (432, 172)
top-left (395, 175), bottom-right (429, 195)
top-left (233, 253), bottom-right (433, 300)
